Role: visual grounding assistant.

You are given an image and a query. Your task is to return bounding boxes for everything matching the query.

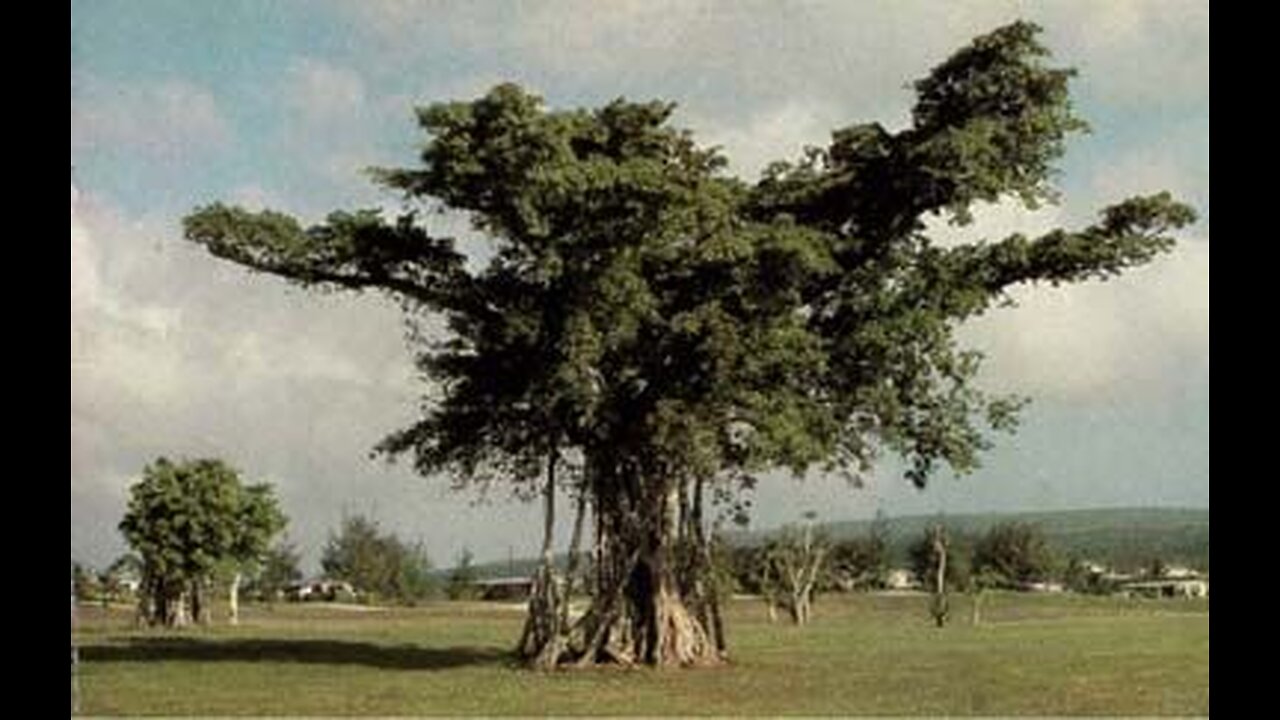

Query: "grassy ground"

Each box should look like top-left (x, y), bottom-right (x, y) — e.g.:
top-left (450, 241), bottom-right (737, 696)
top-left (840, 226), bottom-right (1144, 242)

top-left (72, 592), bottom-right (1208, 716)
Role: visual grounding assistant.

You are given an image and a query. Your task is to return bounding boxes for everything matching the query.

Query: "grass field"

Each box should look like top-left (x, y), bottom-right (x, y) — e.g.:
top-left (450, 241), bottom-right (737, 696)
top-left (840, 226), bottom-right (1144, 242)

top-left (73, 592), bottom-right (1208, 716)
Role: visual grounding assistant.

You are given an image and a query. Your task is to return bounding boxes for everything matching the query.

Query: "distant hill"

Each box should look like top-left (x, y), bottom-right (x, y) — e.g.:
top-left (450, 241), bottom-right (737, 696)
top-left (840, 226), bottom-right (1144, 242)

top-left (456, 507), bottom-right (1208, 577)
top-left (729, 507), bottom-right (1209, 573)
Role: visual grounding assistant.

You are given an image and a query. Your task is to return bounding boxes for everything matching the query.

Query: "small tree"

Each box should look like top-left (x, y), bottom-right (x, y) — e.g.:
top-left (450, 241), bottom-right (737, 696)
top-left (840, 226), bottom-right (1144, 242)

top-left (723, 544), bottom-right (779, 622)
top-left (1062, 556), bottom-right (1113, 596)
top-left (321, 513), bottom-right (434, 604)
top-left (972, 521), bottom-right (1055, 589)
top-left (322, 514), bottom-right (390, 597)
top-left (226, 483), bottom-right (288, 623)
top-left (119, 458), bottom-right (286, 627)
top-left (967, 565), bottom-right (1003, 626)
top-left (100, 554), bottom-right (143, 604)
top-left (760, 514), bottom-right (829, 625)
top-left (72, 562), bottom-right (100, 603)
top-left (826, 512), bottom-right (890, 591)
top-left (908, 525), bottom-right (972, 590)
top-left (909, 524), bottom-right (974, 627)
top-left (253, 540), bottom-right (303, 603)
top-left (928, 525), bottom-right (949, 627)
top-left (446, 548), bottom-right (480, 601)
top-left (392, 540), bottom-right (437, 604)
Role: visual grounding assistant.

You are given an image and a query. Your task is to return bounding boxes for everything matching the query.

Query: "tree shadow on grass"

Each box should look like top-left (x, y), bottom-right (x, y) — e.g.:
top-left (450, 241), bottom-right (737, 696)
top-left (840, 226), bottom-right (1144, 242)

top-left (82, 638), bottom-right (513, 671)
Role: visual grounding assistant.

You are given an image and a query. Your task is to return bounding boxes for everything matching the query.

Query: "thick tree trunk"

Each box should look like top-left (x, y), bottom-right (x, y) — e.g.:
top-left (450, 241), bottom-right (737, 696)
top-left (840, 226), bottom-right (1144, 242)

top-left (191, 579), bottom-right (211, 626)
top-left (518, 447), bottom-right (564, 668)
top-left (568, 485), bottom-right (716, 668)
top-left (136, 572), bottom-right (156, 626)
top-left (138, 573), bottom-right (195, 628)
top-left (625, 483), bottom-right (715, 666)
top-left (171, 586), bottom-right (191, 627)
top-left (520, 460), bottom-right (722, 668)
top-left (688, 477), bottom-right (727, 656)
top-left (560, 489), bottom-right (588, 629)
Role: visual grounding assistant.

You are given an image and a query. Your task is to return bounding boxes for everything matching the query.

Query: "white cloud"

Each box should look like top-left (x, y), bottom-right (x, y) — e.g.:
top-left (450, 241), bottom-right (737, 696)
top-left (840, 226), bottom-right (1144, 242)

top-left (335, 1), bottom-right (1021, 119)
top-left (960, 234), bottom-right (1208, 400)
top-left (689, 100), bottom-right (839, 180)
top-left (1039, 0), bottom-right (1208, 107)
top-left (918, 194), bottom-right (1208, 401)
top-left (70, 184), bottom-right (100, 314)
top-left (332, 1), bottom-right (1207, 205)
top-left (71, 78), bottom-right (231, 160)
top-left (1086, 143), bottom-right (1207, 216)
top-left (71, 186), bottom-right (414, 397)
top-left (71, 185), bottom-right (425, 565)
top-left (924, 198), bottom-right (1071, 249)
top-left (338, 2), bottom-right (1206, 132)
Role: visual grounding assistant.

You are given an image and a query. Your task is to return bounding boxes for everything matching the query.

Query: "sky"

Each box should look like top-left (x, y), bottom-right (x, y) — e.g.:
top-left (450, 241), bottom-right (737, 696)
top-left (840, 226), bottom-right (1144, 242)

top-left (71, 0), bottom-right (1208, 574)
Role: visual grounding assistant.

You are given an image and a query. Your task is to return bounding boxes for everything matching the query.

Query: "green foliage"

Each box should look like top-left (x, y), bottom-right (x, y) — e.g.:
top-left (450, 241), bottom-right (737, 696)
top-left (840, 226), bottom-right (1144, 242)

top-left (703, 533), bottom-right (738, 600)
top-left (182, 22), bottom-right (1195, 658)
top-left (973, 521), bottom-right (1056, 587)
top-left (1062, 556), bottom-right (1115, 595)
top-left (908, 525), bottom-right (973, 592)
top-left (184, 21), bottom-right (1193, 506)
top-left (762, 525), bottom-right (830, 582)
top-left (445, 548), bottom-right (480, 601)
top-left (233, 484), bottom-right (289, 568)
top-left (118, 457), bottom-right (287, 621)
top-left (120, 458), bottom-right (286, 579)
top-left (99, 554), bottom-right (143, 602)
top-left (321, 514), bottom-right (390, 595)
top-left (72, 562), bottom-right (100, 601)
top-left (393, 541), bottom-right (437, 605)
top-left (739, 508), bottom-right (1208, 575)
top-left (105, 553), bottom-right (143, 580)
top-left (321, 514), bottom-right (436, 604)
top-left (825, 512), bottom-right (890, 590)
top-left (251, 540), bottom-right (304, 601)
top-left (755, 519), bottom-right (829, 623)
top-left (723, 544), bottom-right (768, 595)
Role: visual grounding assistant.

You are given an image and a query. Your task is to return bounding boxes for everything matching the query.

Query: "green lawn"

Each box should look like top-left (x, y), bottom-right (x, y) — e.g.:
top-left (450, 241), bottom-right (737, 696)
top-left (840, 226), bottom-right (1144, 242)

top-left (73, 592), bottom-right (1208, 716)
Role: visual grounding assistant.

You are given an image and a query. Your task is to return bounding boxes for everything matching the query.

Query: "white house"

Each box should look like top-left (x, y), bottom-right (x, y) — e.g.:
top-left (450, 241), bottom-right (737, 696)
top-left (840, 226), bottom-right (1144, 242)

top-left (884, 568), bottom-right (919, 590)
top-left (1120, 577), bottom-right (1208, 599)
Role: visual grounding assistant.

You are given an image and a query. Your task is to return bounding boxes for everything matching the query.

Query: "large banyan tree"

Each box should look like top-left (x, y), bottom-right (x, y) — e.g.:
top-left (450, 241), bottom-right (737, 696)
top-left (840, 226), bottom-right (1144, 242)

top-left (184, 22), bottom-right (1195, 667)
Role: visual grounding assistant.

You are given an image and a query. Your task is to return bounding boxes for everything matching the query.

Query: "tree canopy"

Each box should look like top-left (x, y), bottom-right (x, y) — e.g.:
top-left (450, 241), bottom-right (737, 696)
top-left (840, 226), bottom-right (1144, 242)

top-left (321, 513), bottom-right (436, 604)
top-left (119, 457), bottom-right (286, 626)
top-left (973, 521), bottom-right (1057, 588)
top-left (183, 21), bottom-right (1194, 665)
top-left (251, 539), bottom-right (304, 602)
top-left (909, 524), bottom-right (973, 593)
top-left (826, 512), bottom-right (890, 591)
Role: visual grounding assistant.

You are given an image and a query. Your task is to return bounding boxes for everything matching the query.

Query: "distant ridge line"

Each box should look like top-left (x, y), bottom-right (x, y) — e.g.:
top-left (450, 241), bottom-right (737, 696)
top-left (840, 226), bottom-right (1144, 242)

top-left (460, 506), bottom-right (1208, 576)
